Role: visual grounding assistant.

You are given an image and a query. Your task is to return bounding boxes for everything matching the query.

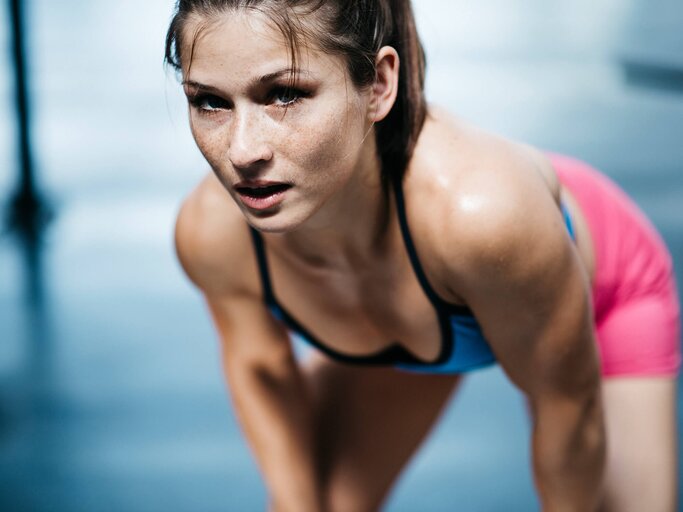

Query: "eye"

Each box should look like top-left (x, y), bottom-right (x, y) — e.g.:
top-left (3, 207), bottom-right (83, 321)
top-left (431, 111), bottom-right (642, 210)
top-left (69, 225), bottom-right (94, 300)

top-left (188, 94), bottom-right (230, 113)
top-left (268, 86), bottom-right (309, 107)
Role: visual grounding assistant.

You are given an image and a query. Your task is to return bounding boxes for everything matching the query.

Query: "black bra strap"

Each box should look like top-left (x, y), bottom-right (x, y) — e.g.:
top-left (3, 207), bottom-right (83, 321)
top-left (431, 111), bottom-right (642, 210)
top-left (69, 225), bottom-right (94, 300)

top-left (248, 227), bottom-right (276, 305)
top-left (391, 177), bottom-right (470, 315)
top-left (391, 177), bottom-right (445, 307)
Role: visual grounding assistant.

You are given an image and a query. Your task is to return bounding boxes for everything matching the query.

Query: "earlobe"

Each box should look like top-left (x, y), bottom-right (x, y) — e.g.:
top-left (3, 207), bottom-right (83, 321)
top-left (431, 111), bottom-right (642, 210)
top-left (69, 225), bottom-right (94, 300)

top-left (369, 46), bottom-right (400, 123)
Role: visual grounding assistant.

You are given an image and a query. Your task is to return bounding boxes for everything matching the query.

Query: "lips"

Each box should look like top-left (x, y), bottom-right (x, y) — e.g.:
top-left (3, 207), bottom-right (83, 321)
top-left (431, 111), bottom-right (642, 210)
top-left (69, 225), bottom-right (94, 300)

top-left (235, 182), bottom-right (291, 198)
top-left (234, 180), bottom-right (292, 211)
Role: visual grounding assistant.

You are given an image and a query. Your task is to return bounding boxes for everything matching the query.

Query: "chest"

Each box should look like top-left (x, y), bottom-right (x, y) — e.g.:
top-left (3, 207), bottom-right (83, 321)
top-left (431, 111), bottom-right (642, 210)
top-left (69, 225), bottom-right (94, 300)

top-left (264, 238), bottom-right (444, 362)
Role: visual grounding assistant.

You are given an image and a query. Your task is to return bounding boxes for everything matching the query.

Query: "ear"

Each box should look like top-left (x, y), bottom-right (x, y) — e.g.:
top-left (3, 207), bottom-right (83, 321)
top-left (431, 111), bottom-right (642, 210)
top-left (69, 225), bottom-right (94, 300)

top-left (368, 46), bottom-right (400, 123)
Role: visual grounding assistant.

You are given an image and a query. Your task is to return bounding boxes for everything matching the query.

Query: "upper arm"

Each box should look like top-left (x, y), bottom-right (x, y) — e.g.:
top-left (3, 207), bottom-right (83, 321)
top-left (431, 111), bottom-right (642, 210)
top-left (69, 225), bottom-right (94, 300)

top-left (440, 164), bottom-right (599, 400)
top-left (174, 176), bottom-right (293, 367)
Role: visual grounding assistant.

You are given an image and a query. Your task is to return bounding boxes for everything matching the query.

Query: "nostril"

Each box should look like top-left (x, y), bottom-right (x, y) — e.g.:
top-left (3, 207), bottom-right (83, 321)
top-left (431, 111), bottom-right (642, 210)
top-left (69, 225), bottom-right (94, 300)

top-left (229, 159), bottom-right (272, 175)
top-left (228, 142), bottom-right (273, 169)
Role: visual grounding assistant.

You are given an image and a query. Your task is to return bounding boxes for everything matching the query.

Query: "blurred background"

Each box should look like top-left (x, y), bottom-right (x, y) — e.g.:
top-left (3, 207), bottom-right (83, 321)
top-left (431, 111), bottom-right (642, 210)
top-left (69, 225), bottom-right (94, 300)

top-left (1, 0), bottom-right (682, 510)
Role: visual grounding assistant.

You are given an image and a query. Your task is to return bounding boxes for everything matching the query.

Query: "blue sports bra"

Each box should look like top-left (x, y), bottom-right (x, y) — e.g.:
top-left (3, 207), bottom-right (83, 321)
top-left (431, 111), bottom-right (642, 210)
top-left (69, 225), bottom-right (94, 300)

top-left (249, 178), bottom-right (576, 374)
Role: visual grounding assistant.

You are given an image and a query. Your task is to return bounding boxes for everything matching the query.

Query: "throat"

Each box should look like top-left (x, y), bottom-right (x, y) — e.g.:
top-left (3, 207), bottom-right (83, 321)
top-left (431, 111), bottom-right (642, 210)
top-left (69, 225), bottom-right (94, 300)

top-left (279, 190), bottom-right (396, 272)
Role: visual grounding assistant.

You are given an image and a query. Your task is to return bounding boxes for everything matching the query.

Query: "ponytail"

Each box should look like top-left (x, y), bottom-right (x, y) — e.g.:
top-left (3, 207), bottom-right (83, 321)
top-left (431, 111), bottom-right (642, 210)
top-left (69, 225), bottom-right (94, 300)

top-left (376, 0), bottom-right (427, 187)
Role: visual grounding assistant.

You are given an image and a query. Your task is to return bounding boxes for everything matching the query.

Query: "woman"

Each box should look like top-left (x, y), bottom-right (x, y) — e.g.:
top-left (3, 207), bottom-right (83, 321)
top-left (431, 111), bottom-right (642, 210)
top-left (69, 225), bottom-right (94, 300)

top-left (165, 1), bottom-right (680, 510)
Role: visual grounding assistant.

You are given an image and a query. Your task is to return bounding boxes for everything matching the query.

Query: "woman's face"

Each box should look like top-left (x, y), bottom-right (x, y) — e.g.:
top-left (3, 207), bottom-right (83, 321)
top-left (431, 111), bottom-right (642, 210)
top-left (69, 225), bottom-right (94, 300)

top-left (181, 10), bottom-right (375, 232)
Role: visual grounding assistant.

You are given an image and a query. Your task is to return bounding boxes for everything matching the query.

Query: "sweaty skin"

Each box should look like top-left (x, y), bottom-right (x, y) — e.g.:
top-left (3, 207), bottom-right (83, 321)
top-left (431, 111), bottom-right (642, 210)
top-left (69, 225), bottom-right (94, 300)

top-left (175, 9), bottom-right (606, 512)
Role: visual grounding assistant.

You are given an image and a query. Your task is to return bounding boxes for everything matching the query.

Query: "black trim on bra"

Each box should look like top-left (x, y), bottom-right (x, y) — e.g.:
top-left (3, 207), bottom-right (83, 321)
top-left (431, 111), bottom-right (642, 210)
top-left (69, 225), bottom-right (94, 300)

top-left (246, 176), bottom-right (469, 367)
top-left (248, 178), bottom-right (576, 368)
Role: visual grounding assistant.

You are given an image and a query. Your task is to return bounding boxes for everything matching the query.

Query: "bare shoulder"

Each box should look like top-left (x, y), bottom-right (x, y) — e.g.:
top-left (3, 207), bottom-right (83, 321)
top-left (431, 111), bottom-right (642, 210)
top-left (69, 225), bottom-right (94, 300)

top-left (407, 110), bottom-right (570, 297)
top-left (175, 172), bottom-right (260, 297)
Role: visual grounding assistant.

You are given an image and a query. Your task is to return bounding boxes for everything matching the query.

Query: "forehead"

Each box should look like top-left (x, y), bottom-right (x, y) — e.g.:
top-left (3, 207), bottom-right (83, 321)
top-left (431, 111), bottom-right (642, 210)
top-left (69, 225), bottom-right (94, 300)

top-left (181, 9), bottom-right (345, 86)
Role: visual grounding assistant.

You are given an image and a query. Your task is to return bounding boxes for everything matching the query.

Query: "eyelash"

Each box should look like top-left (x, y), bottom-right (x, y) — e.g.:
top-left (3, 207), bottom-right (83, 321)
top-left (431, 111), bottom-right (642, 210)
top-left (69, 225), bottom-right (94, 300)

top-left (188, 86), bottom-right (310, 116)
top-left (188, 95), bottom-right (229, 114)
top-left (268, 86), bottom-right (309, 107)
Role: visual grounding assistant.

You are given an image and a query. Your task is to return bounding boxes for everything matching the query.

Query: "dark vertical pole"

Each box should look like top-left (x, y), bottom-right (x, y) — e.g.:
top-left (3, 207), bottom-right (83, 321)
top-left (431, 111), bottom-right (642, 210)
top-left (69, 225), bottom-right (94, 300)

top-left (7, 0), bottom-right (51, 236)
top-left (6, 0), bottom-right (53, 400)
top-left (7, 0), bottom-right (50, 341)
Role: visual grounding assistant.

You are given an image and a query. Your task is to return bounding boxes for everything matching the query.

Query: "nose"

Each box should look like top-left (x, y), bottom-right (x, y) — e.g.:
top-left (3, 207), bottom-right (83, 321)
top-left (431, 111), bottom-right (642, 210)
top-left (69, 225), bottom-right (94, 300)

top-left (227, 107), bottom-right (273, 170)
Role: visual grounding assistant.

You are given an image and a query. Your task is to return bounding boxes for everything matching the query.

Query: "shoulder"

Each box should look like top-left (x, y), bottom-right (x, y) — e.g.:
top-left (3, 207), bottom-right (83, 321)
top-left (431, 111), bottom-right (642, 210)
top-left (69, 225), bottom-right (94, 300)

top-left (175, 172), bottom-right (260, 296)
top-left (406, 110), bottom-right (571, 298)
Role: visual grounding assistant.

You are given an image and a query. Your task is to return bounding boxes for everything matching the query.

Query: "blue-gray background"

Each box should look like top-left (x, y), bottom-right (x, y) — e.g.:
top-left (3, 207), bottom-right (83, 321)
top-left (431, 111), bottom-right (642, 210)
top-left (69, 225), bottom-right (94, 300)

top-left (1, 1), bottom-right (682, 510)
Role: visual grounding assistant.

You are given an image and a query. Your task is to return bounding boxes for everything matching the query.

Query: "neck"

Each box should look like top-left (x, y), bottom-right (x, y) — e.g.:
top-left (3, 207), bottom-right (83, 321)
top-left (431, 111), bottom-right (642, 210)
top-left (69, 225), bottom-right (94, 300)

top-left (275, 148), bottom-right (394, 271)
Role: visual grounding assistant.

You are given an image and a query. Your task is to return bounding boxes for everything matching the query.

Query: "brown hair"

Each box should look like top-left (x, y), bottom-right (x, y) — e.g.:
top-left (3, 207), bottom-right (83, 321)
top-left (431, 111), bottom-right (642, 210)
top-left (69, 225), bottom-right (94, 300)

top-left (165, 0), bottom-right (427, 187)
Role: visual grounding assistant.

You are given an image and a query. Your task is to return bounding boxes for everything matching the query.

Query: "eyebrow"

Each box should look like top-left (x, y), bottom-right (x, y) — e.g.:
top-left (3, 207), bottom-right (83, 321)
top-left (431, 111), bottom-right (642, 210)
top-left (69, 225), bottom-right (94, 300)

top-left (182, 68), bottom-right (310, 94)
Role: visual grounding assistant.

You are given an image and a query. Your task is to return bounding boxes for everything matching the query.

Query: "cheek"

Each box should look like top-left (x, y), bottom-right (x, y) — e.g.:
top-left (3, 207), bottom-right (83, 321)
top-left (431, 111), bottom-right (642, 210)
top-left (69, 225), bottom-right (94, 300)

top-left (189, 117), bottom-right (226, 169)
top-left (281, 105), bottom-right (364, 183)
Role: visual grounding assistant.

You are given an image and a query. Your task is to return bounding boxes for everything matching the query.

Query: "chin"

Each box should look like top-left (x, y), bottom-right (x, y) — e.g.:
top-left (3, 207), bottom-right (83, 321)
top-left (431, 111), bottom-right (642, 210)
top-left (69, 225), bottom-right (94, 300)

top-left (241, 206), bottom-right (311, 234)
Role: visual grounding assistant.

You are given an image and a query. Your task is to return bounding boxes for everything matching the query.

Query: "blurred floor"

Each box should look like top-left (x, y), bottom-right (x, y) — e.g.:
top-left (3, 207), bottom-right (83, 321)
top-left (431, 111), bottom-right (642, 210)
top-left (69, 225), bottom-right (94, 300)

top-left (1, 1), bottom-right (682, 511)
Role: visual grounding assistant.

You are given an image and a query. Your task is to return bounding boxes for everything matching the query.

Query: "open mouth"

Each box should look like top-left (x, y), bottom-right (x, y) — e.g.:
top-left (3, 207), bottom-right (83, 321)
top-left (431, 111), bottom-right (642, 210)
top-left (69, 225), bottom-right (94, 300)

top-left (235, 183), bottom-right (292, 199)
